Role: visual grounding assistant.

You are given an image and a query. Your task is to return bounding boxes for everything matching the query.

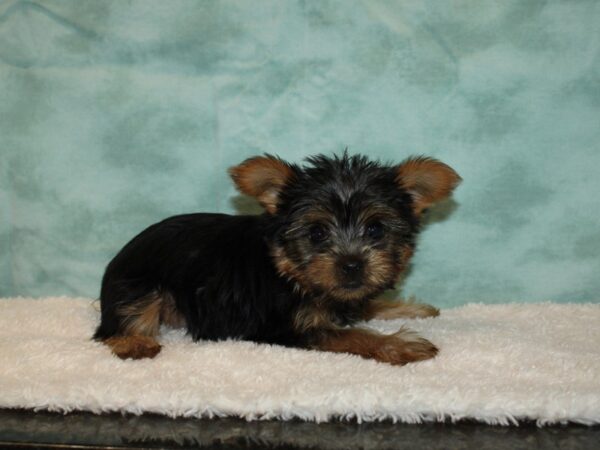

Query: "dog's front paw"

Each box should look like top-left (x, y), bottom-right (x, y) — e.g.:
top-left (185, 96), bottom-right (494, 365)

top-left (312, 327), bottom-right (438, 366)
top-left (406, 302), bottom-right (440, 319)
top-left (370, 298), bottom-right (440, 320)
top-left (374, 328), bottom-right (438, 365)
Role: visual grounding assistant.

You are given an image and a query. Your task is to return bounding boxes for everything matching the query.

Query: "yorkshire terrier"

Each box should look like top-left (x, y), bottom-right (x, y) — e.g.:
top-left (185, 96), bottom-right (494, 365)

top-left (94, 153), bottom-right (460, 365)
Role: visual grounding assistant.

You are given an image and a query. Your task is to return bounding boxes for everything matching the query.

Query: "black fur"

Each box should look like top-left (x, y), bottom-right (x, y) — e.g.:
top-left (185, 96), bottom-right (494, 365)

top-left (95, 213), bottom-right (305, 346)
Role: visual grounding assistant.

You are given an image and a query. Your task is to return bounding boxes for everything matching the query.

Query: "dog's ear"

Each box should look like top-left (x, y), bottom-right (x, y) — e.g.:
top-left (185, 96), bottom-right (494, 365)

top-left (395, 156), bottom-right (461, 215)
top-left (229, 155), bottom-right (295, 214)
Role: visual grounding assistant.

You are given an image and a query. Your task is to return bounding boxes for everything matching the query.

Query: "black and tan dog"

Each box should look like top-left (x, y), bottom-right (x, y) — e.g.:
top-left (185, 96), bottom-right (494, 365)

top-left (94, 153), bottom-right (460, 365)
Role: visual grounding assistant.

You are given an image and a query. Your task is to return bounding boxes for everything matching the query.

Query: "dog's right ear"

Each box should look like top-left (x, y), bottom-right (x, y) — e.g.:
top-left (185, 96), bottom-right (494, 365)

top-left (229, 155), bottom-right (295, 214)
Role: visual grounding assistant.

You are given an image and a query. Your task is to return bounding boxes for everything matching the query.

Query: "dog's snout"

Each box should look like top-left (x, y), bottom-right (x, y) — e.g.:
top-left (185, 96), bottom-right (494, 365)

top-left (342, 260), bottom-right (363, 275)
top-left (339, 255), bottom-right (365, 283)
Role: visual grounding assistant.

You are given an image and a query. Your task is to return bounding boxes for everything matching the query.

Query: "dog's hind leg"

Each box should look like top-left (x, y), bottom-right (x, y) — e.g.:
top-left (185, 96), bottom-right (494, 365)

top-left (103, 335), bottom-right (162, 360)
top-left (95, 290), bottom-right (165, 360)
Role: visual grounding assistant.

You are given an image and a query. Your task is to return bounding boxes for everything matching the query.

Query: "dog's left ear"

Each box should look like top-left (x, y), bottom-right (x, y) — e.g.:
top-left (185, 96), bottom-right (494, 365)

top-left (396, 156), bottom-right (461, 215)
top-left (229, 155), bottom-right (295, 214)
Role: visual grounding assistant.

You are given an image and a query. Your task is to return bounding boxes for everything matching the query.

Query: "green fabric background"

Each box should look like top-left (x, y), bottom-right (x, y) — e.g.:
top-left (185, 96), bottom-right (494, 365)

top-left (1, 1), bottom-right (599, 307)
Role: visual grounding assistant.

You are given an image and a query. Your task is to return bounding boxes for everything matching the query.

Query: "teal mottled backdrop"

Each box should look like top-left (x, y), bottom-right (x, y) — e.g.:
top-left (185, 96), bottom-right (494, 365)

top-left (1, 1), bottom-right (599, 307)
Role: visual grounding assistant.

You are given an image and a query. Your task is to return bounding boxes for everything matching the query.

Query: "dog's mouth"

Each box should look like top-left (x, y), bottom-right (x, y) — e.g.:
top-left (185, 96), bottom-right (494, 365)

top-left (294, 275), bottom-right (386, 302)
top-left (331, 270), bottom-right (399, 301)
top-left (329, 282), bottom-right (382, 302)
top-left (341, 279), bottom-right (363, 290)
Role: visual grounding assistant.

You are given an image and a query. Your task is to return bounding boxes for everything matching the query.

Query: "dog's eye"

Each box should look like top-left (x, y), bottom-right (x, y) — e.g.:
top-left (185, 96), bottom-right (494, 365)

top-left (365, 221), bottom-right (384, 240)
top-left (308, 224), bottom-right (329, 243)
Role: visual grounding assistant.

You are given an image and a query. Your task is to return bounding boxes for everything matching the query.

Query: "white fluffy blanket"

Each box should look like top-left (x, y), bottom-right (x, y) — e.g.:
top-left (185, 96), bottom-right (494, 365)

top-left (0, 297), bottom-right (598, 426)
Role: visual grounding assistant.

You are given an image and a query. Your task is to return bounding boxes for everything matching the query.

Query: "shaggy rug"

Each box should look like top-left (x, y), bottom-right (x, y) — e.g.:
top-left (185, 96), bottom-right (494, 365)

top-left (0, 297), bottom-right (598, 426)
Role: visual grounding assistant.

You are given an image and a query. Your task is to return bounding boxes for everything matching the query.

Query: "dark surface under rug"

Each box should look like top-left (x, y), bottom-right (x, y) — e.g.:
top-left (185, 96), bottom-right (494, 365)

top-left (0, 409), bottom-right (599, 450)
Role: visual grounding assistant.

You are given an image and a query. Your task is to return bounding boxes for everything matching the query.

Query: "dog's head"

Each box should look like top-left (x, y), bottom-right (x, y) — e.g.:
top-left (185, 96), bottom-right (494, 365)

top-left (230, 153), bottom-right (460, 301)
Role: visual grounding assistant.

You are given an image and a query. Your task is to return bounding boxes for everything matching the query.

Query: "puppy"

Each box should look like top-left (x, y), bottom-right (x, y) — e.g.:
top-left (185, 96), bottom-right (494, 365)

top-left (94, 153), bottom-right (460, 365)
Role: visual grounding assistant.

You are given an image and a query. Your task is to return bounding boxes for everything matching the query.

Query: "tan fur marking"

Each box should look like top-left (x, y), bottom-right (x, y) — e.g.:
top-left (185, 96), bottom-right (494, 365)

top-left (160, 292), bottom-right (186, 328)
top-left (306, 254), bottom-right (379, 301)
top-left (364, 249), bottom-right (397, 286)
top-left (313, 327), bottom-right (438, 365)
top-left (273, 247), bottom-right (364, 299)
top-left (365, 298), bottom-right (440, 321)
top-left (273, 246), bottom-right (400, 302)
top-left (396, 156), bottom-right (461, 215)
top-left (305, 254), bottom-right (338, 291)
top-left (293, 302), bottom-right (334, 333)
top-left (118, 291), bottom-right (186, 336)
top-left (104, 335), bottom-right (162, 360)
top-left (272, 246), bottom-right (301, 279)
top-left (229, 156), bottom-right (294, 214)
top-left (401, 246), bottom-right (414, 265)
top-left (271, 246), bottom-right (310, 295)
top-left (118, 292), bottom-right (163, 336)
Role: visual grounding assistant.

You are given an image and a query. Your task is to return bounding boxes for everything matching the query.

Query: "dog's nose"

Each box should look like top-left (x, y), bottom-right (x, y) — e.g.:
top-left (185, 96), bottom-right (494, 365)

top-left (341, 260), bottom-right (363, 276)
